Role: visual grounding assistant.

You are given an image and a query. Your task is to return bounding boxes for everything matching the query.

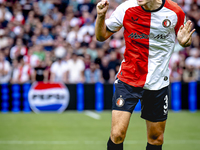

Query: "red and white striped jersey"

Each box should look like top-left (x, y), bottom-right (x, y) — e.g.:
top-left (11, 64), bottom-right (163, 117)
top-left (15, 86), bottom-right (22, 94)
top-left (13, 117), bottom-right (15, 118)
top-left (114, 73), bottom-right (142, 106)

top-left (105, 0), bottom-right (185, 90)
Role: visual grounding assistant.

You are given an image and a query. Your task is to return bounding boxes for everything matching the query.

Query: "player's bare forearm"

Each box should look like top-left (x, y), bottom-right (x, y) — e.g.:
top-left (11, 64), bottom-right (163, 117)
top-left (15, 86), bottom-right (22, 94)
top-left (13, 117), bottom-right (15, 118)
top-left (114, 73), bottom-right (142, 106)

top-left (177, 20), bottom-right (195, 47)
top-left (95, 15), bottom-right (112, 41)
top-left (95, 0), bottom-right (113, 41)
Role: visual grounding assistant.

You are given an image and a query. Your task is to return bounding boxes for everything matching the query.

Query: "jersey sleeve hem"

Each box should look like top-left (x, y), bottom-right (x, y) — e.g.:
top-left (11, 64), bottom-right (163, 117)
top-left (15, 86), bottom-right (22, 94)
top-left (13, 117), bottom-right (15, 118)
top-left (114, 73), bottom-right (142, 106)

top-left (106, 26), bottom-right (117, 33)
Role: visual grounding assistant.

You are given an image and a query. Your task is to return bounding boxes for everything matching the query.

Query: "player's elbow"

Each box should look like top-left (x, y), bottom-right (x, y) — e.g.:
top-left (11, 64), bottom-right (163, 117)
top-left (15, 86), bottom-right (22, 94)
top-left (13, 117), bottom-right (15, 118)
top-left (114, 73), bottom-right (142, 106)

top-left (96, 38), bottom-right (106, 42)
top-left (96, 35), bottom-right (107, 42)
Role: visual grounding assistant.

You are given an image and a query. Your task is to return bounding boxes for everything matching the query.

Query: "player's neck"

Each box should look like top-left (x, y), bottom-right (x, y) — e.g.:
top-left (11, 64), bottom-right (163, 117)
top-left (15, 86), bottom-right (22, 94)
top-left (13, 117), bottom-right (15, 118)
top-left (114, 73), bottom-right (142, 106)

top-left (143, 0), bottom-right (163, 11)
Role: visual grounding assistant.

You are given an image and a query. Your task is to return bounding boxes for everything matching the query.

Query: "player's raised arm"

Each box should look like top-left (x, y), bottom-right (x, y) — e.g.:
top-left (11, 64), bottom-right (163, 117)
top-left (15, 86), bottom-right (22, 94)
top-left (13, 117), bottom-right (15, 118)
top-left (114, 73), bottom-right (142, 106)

top-left (95, 0), bottom-right (114, 41)
top-left (177, 20), bottom-right (196, 47)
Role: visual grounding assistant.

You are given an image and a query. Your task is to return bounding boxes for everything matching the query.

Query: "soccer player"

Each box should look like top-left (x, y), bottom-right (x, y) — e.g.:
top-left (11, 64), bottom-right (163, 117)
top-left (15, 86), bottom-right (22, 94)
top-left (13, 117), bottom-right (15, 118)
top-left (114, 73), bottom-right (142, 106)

top-left (95, 0), bottom-right (195, 149)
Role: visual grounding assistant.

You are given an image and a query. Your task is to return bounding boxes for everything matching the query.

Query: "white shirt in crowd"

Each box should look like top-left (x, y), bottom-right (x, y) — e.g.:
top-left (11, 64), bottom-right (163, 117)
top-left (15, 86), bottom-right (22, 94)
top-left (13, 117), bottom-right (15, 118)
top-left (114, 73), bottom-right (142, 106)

top-left (0, 60), bottom-right (11, 83)
top-left (50, 61), bottom-right (68, 82)
top-left (77, 25), bottom-right (94, 42)
top-left (12, 64), bottom-right (31, 83)
top-left (67, 58), bottom-right (85, 83)
top-left (0, 7), bottom-right (12, 21)
top-left (10, 46), bottom-right (27, 59)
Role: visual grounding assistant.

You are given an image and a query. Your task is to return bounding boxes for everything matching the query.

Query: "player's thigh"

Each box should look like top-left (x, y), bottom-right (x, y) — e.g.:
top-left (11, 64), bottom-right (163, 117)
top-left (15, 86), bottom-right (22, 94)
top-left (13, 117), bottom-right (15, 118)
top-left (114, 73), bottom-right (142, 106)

top-left (146, 120), bottom-right (166, 144)
top-left (111, 110), bottom-right (131, 139)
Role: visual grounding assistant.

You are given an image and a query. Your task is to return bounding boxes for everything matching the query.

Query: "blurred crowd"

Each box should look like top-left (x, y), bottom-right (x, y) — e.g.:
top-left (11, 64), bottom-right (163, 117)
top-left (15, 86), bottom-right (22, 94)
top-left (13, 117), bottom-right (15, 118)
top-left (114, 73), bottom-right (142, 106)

top-left (0, 0), bottom-right (199, 84)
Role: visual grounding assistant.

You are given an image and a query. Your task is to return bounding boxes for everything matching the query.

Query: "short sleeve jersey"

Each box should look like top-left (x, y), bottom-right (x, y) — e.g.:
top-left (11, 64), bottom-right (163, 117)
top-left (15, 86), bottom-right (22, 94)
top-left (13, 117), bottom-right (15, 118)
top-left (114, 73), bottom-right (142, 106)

top-left (105, 0), bottom-right (185, 90)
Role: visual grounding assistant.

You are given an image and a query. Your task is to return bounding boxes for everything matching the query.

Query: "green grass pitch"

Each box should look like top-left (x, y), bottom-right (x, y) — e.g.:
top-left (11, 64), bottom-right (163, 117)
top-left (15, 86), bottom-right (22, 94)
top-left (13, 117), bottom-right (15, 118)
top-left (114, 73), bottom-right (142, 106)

top-left (0, 111), bottom-right (200, 150)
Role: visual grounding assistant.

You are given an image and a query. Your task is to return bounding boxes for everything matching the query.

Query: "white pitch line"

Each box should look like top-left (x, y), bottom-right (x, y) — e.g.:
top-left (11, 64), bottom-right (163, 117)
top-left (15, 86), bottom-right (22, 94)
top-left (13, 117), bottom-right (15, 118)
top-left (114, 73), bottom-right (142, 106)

top-left (85, 110), bottom-right (101, 120)
top-left (0, 140), bottom-right (199, 145)
top-left (125, 140), bottom-right (200, 144)
top-left (0, 141), bottom-right (78, 145)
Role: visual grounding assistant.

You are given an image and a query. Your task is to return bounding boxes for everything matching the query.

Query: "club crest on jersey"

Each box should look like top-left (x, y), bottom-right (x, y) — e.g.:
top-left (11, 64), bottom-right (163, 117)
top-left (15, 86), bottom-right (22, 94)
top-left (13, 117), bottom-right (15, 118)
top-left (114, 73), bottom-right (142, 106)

top-left (162, 19), bottom-right (171, 28)
top-left (116, 95), bottom-right (125, 107)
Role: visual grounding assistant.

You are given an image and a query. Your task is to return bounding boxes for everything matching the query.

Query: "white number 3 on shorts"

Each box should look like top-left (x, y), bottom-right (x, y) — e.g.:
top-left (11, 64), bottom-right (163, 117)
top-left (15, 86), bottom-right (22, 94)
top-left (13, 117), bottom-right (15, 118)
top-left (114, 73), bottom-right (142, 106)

top-left (163, 95), bottom-right (168, 115)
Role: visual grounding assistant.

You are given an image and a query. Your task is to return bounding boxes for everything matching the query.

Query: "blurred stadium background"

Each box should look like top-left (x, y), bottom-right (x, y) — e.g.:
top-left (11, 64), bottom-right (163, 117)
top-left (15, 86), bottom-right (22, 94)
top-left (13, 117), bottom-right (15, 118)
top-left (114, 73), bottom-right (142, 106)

top-left (0, 0), bottom-right (200, 150)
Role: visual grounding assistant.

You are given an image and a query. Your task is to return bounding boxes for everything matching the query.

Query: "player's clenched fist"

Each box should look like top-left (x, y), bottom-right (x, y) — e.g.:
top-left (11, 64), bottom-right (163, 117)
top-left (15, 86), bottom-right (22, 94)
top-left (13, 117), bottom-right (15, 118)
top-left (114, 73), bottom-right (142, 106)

top-left (96, 0), bottom-right (109, 16)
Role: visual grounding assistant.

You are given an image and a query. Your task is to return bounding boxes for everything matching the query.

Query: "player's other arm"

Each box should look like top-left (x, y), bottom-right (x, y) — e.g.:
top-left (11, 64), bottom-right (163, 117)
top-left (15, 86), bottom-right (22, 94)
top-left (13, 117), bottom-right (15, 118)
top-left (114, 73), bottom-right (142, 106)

top-left (177, 20), bottom-right (195, 47)
top-left (95, 0), bottom-right (114, 41)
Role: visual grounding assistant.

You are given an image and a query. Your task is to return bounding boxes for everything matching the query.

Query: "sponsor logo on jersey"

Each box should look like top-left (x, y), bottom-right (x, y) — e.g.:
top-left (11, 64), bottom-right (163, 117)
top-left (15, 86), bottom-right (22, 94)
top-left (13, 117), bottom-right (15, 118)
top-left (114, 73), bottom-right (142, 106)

top-left (131, 17), bottom-right (139, 22)
top-left (28, 82), bottom-right (70, 113)
top-left (162, 19), bottom-right (171, 28)
top-left (116, 95), bottom-right (125, 107)
top-left (128, 32), bottom-right (170, 40)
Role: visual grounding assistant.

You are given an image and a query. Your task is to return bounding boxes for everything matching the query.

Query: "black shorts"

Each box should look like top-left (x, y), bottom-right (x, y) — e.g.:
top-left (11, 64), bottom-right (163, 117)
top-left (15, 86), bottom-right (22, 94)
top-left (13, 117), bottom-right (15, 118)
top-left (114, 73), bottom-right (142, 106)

top-left (112, 79), bottom-right (169, 122)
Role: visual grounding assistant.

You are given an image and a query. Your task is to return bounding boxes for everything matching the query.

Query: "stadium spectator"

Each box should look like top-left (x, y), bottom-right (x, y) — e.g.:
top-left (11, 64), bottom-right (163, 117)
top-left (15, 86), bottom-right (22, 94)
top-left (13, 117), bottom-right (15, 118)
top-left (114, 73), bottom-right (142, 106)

top-left (44, 51), bottom-right (53, 82)
top-left (107, 50), bottom-right (120, 83)
top-left (25, 11), bottom-right (35, 25)
top-left (3, 46), bottom-right (11, 62)
top-left (12, 4), bottom-right (25, 25)
top-left (183, 62), bottom-right (198, 82)
top-left (0, 29), bottom-right (9, 49)
top-left (54, 36), bottom-right (67, 48)
top-left (24, 46), bottom-right (40, 67)
top-left (36, 27), bottom-right (53, 51)
top-left (21, 0), bottom-right (33, 19)
top-left (10, 58), bottom-right (19, 84)
top-left (10, 38), bottom-right (27, 60)
top-left (191, 33), bottom-right (200, 48)
top-left (50, 46), bottom-right (67, 82)
top-left (66, 25), bottom-right (80, 46)
top-left (50, 58), bottom-right (67, 82)
top-left (77, 11), bottom-right (95, 43)
top-left (86, 41), bottom-right (98, 61)
top-left (11, 55), bottom-right (31, 84)
top-left (100, 56), bottom-right (111, 83)
top-left (84, 53), bottom-right (91, 69)
top-left (186, 48), bottom-right (200, 68)
top-left (32, 60), bottom-right (47, 82)
top-left (170, 62), bottom-right (182, 82)
top-left (77, 0), bottom-right (95, 13)
top-left (59, 0), bottom-right (70, 14)
top-left (22, 23), bottom-right (33, 45)
top-left (109, 32), bottom-right (123, 49)
top-left (32, 44), bottom-right (45, 61)
top-left (65, 52), bottom-right (85, 83)
top-left (0, 3), bottom-right (12, 27)
top-left (42, 15), bottom-right (54, 29)
top-left (108, 50), bottom-right (120, 73)
top-left (0, 51), bottom-right (11, 83)
top-left (33, 2), bottom-right (42, 18)
top-left (38, 0), bottom-right (54, 16)
top-left (85, 61), bottom-right (101, 83)
top-left (51, 6), bottom-right (63, 25)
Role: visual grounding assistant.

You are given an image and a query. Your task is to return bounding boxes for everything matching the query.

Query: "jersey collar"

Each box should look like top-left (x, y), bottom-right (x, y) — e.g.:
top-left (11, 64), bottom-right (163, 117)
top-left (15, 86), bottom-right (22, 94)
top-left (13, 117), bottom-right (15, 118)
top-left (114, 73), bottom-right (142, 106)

top-left (141, 0), bottom-right (166, 12)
